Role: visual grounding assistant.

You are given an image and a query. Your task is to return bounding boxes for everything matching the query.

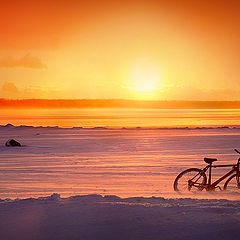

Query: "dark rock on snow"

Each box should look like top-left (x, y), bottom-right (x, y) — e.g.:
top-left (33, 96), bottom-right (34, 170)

top-left (5, 139), bottom-right (21, 147)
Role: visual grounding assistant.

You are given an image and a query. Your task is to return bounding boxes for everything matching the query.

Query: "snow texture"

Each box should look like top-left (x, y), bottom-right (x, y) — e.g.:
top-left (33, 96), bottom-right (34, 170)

top-left (0, 194), bottom-right (239, 240)
top-left (0, 125), bottom-right (240, 239)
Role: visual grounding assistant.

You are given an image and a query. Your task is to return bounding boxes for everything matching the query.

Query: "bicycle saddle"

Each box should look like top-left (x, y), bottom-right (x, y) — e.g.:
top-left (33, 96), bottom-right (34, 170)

top-left (204, 157), bottom-right (217, 164)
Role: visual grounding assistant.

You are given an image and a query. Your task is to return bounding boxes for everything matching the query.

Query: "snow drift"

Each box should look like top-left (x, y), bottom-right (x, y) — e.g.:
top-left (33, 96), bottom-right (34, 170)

top-left (0, 194), bottom-right (239, 240)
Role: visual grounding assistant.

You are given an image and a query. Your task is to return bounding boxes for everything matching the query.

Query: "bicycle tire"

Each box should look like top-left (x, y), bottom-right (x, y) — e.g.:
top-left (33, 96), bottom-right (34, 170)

top-left (224, 174), bottom-right (240, 191)
top-left (174, 168), bottom-right (207, 192)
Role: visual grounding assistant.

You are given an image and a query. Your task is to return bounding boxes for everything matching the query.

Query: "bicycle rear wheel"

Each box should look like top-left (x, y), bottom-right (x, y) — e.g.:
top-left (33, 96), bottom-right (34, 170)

top-left (174, 168), bottom-right (207, 192)
top-left (224, 174), bottom-right (240, 191)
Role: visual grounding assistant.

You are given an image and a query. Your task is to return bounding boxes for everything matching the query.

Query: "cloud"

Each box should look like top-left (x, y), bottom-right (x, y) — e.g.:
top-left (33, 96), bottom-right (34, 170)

top-left (0, 54), bottom-right (47, 69)
top-left (0, 82), bottom-right (62, 99)
top-left (1, 82), bottom-right (19, 94)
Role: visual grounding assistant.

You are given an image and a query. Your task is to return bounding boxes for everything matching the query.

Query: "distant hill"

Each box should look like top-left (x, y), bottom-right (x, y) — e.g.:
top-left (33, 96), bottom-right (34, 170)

top-left (1, 98), bottom-right (240, 109)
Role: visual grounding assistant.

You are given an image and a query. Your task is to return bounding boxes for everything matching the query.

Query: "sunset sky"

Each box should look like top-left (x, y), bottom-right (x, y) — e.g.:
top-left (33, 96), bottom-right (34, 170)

top-left (1, 0), bottom-right (240, 100)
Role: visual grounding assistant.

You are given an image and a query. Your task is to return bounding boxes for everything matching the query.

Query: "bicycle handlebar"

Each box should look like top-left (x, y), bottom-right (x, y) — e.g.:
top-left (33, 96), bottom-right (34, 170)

top-left (234, 149), bottom-right (240, 154)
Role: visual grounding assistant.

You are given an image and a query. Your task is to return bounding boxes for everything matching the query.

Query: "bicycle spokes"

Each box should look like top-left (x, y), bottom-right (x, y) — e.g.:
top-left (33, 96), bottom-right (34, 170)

top-left (174, 168), bottom-right (207, 192)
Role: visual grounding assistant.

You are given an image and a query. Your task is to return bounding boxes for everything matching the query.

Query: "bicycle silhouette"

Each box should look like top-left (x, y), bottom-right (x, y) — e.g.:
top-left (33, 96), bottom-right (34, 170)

top-left (174, 149), bottom-right (240, 192)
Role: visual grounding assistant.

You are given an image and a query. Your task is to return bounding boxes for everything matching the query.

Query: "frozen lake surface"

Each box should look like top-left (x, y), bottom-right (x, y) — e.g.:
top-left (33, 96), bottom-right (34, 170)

top-left (1, 126), bottom-right (240, 200)
top-left (1, 125), bottom-right (240, 240)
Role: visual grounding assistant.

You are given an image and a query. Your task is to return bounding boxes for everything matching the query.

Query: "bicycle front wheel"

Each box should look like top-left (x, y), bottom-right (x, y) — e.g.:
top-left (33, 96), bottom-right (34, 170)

top-left (174, 168), bottom-right (207, 192)
top-left (224, 174), bottom-right (240, 191)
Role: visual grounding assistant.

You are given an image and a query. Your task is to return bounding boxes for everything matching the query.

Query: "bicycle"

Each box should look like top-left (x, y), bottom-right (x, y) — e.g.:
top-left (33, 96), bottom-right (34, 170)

top-left (174, 149), bottom-right (240, 192)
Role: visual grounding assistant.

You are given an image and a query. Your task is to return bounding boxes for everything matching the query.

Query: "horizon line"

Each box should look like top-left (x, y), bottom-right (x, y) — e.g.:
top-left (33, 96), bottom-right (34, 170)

top-left (1, 98), bottom-right (240, 109)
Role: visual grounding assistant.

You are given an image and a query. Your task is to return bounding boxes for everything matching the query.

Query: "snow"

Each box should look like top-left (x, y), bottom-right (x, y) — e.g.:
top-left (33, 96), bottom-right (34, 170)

top-left (0, 125), bottom-right (240, 239)
top-left (0, 194), bottom-right (240, 240)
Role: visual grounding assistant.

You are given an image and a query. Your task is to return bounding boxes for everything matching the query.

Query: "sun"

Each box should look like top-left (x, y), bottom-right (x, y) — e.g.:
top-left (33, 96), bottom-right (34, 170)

top-left (131, 68), bottom-right (158, 92)
top-left (129, 64), bottom-right (162, 95)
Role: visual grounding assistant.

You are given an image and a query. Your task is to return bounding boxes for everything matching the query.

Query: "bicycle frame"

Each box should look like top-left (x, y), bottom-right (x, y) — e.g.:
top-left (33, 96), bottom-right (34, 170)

top-left (201, 158), bottom-right (240, 191)
top-left (174, 149), bottom-right (240, 192)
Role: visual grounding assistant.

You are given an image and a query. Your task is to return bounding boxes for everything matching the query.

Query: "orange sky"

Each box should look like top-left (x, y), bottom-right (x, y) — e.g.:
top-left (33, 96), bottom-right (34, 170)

top-left (1, 0), bottom-right (240, 100)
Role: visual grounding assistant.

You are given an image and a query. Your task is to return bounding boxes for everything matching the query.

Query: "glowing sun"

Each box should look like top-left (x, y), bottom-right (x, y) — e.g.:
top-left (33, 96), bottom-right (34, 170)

top-left (130, 65), bottom-right (161, 93)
